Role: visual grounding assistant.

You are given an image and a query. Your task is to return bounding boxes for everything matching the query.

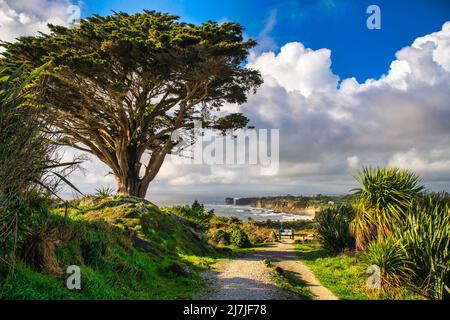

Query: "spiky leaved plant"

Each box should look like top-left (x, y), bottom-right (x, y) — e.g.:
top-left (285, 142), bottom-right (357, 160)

top-left (394, 193), bottom-right (450, 300)
top-left (0, 64), bottom-right (80, 271)
top-left (315, 205), bottom-right (355, 254)
top-left (351, 166), bottom-right (424, 250)
top-left (362, 237), bottom-right (413, 292)
top-left (1, 64), bottom-right (47, 268)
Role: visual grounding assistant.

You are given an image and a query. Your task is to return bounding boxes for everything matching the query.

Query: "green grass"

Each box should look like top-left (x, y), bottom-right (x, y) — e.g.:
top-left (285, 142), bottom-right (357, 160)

top-left (0, 196), bottom-right (224, 300)
top-left (295, 241), bottom-right (367, 300)
top-left (264, 260), bottom-right (312, 300)
top-left (295, 240), bottom-right (424, 300)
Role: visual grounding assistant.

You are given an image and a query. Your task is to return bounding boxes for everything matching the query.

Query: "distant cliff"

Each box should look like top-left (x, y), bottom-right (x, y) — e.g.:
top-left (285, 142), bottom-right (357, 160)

top-left (251, 196), bottom-right (319, 215)
top-left (225, 197), bottom-right (259, 205)
top-left (226, 194), bottom-right (352, 215)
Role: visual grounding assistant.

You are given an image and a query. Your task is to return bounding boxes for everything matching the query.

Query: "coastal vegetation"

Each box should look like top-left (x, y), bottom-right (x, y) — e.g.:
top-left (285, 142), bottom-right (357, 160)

top-left (295, 240), bottom-right (421, 300)
top-left (303, 167), bottom-right (449, 300)
top-left (0, 64), bottom-right (83, 272)
top-left (1, 197), bottom-right (219, 299)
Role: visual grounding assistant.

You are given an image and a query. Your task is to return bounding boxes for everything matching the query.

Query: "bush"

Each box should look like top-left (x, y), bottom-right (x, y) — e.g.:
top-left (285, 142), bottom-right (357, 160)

top-left (362, 238), bottom-right (413, 292)
top-left (394, 193), bottom-right (450, 300)
top-left (242, 220), bottom-right (277, 244)
top-left (206, 229), bottom-right (230, 246)
top-left (230, 227), bottom-right (251, 248)
top-left (209, 216), bottom-right (231, 228)
top-left (315, 205), bottom-right (355, 254)
top-left (167, 201), bottom-right (214, 229)
top-left (95, 186), bottom-right (115, 198)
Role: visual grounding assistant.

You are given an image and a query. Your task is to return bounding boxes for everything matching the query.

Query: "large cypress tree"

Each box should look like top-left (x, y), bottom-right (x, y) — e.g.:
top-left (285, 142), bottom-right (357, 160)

top-left (1, 11), bottom-right (262, 197)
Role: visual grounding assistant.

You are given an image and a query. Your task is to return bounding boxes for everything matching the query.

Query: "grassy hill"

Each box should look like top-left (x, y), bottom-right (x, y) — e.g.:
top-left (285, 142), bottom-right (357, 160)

top-left (0, 196), bottom-right (221, 299)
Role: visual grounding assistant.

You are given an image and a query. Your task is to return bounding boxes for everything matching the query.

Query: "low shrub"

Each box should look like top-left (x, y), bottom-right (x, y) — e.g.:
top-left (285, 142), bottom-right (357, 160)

top-left (241, 220), bottom-right (277, 244)
top-left (209, 216), bottom-right (232, 229)
top-left (206, 229), bottom-right (230, 246)
top-left (166, 200), bottom-right (214, 229)
top-left (230, 227), bottom-right (251, 248)
top-left (205, 216), bottom-right (259, 248)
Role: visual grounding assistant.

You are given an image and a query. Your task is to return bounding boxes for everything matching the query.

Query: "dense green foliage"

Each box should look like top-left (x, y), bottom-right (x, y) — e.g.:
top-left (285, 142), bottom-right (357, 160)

top-left (229, 226), bottom-right (251, 248)
top-left (204, 216), bottom-right (278, 248)
top-left (206, 216), bottom-right (249, 247)
top-left (164, 200), bottom-right (214, 229)
top-left (350, 167), bottom-right (449, 299)
top-left (0, 63), bottom-right (82, 271)
top-left (315, 205), bottom-right (355, 254)
top-left (0, 64), bottom-right (79, 269)
top-left (1, 65), bottom-right (44, 264)
top-left (394, 193), bottom-right (450, 299)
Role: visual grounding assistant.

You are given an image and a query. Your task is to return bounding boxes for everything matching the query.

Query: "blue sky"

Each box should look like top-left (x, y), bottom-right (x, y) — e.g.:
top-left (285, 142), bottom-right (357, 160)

top-left (82, 0), bottom-right (450, 82)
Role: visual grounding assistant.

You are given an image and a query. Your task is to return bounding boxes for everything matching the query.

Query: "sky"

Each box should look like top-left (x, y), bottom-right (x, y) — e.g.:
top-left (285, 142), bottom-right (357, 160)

top-left (81, 0), bottom-right (450, 82)
top-left (1, 0), bottom-right (450, 204)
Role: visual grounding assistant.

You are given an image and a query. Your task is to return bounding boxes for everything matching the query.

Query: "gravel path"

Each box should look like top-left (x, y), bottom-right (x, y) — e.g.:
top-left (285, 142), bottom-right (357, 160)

top-left (272, 241), bottom-right (338, 300)
top-left (197, 240), bottom-right (338, 300)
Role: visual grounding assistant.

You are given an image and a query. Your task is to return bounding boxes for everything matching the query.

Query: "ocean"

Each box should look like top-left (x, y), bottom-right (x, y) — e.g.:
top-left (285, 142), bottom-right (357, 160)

top-left (150, 194), bottom-right (312, 222)
top-left (203, 204), bottom-right (312, 222)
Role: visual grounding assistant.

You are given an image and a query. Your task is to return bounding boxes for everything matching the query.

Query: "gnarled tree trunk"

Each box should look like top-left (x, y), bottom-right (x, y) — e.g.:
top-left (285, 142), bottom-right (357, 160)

top-left (114, 144), bottom-right (170, 198)
top-left (116, 175), bottom-right (142, 198)
top-left (115, 172), bottom-right (154, 198)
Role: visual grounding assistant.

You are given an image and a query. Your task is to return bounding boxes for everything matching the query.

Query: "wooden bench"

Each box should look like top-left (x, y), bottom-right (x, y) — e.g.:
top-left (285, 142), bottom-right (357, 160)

top-left (279, 228), bottom-right (294, 240)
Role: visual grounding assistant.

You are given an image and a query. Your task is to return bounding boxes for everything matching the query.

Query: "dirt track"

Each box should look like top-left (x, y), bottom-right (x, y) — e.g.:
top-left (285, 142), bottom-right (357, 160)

top-left (198, 240), bottom-right (338, 300)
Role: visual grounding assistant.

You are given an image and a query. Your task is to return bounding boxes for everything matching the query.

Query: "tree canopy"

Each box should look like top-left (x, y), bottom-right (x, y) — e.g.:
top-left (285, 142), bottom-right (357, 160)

top-left (1, 10), bottom-right (262, 197)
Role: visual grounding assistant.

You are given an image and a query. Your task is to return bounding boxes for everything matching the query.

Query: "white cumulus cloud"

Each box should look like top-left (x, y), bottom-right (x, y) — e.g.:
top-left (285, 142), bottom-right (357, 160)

top-left (0, 0), bottom-right (74, 44)
top-left (73, 21), bottom-right (450, 198)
